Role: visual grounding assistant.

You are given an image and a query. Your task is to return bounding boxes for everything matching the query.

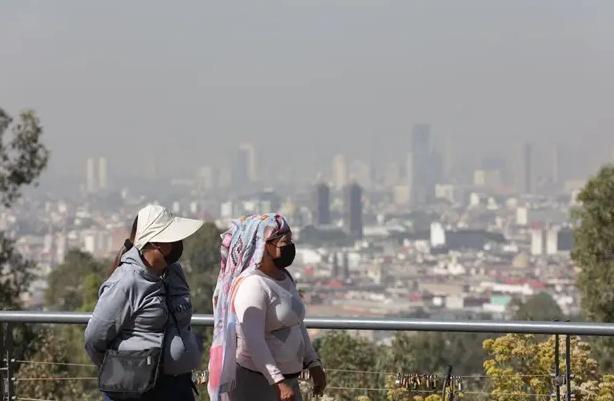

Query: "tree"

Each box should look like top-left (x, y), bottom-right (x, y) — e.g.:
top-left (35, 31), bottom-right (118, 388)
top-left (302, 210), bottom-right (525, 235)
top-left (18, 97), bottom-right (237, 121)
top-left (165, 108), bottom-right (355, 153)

top-left (0, 108), bottom-right (49, 308)
top-left (571, 166), bottom-right (614, 370)
top-left (385, 332), bottom-right (487, 376)
top-left (0, 108), bottom-right (49, 207)
top-left (15, 329), bottom-right (100, 401)
top-left (0, 107), bottom-right (49, 347)
top-left (24, 250), bottom-right (108, 400)
top-left (572, 165), bottom-right (614, 322)
top-left (483, 334), bottom-right (603, 401)
top-left (182, 222), bottom-right (222, 315)
top-left (0, 107), bottom-right (50, 398)
top-left (0, 233), bottom-right (36, 309)
top-left (511, 292), bottom-right (564, 321)
top-left (45, 249), bottom-right (107, 311)
top-left (314, 331), bottom-right (380, 401)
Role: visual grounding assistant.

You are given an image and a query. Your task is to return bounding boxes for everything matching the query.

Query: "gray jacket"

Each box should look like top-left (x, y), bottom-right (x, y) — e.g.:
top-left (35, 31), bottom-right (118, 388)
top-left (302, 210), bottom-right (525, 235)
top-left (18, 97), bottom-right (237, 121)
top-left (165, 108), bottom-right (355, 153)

top-left (84, 247), bottom-right (167, 366)
top-left (163, 262), bottom-right (202, 375)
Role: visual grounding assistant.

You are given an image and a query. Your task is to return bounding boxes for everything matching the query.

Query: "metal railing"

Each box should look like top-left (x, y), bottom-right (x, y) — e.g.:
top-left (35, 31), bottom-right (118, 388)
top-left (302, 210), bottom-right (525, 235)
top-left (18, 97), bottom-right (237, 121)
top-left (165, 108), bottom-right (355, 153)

top-left (3, 311), bottom-right (614, 401)
top-left (2, 311), bottom-right (614, 335)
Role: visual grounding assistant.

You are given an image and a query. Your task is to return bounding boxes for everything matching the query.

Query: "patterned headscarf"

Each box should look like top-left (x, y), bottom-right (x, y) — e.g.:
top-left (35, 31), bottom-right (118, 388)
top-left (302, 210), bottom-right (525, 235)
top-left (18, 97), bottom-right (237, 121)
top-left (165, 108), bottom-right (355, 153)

top-left (207, 213), bottom-right (292, 401)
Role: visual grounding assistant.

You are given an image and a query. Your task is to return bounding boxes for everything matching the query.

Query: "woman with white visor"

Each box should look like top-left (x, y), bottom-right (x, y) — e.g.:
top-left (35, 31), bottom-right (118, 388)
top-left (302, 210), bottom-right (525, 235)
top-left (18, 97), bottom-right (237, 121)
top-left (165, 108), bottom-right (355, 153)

top-left (85, 204), bottom-right (203, 401)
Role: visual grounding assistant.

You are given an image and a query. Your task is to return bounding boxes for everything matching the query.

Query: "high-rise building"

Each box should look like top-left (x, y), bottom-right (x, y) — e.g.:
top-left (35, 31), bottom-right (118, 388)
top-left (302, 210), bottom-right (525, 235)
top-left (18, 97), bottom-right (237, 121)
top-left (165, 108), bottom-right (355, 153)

top-left (332, 154), bottom-right (347, 190)
top-left (430, 222), bottom-right (446, 248)
top-left (239, 143), bottom-right (258, 182)
top-left (314, 182), bottom-right (331, 225)
top-left (410, 124), bottom-right (433, 205)
top-left (546, 226), bottom-right (559, 255)
top-left (86, 158), bottom-right (96, 193)
top-left (342, 252), bottom-right (350, 281)
top-left (98, 157), bottom-right (108, 191)
top-left (331, 252), bottom-right (339, 279)
top-left (531, 226), bottom-right (544, 256)
top-left (232, 144), bottom-right (256, 192)
top-left (523, 142), bottom-right (533, 194)
top-left (344, 182), bottom-right (363, 239)
top-left (197, 166), bottom-right (215, 191)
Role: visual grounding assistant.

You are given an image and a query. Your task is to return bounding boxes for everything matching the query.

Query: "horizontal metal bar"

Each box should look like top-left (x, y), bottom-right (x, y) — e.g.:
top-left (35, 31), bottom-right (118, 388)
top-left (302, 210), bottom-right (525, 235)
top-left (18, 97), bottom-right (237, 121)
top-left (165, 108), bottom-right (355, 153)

top-left (2, 311), bottom-right (614, 336)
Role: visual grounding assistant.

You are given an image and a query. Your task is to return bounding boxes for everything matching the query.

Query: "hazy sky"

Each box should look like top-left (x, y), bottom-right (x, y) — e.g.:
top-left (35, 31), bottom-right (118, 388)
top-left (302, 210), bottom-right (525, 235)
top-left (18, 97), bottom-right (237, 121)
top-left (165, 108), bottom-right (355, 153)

top-left (2, 0), bottom-right (614, 185)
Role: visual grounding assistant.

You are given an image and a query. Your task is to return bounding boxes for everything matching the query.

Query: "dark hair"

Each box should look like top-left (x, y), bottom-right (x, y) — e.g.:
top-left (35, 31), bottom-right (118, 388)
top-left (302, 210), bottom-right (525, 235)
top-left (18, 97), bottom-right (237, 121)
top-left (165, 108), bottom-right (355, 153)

top-left (108, 216), bottom-right (138, 277)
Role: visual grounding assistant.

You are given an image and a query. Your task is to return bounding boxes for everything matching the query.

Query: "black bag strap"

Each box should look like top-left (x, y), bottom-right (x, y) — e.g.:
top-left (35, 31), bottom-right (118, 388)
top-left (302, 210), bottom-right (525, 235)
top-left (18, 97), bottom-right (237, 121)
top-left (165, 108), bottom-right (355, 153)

top-left (162, 278), bottom-right (180, 331)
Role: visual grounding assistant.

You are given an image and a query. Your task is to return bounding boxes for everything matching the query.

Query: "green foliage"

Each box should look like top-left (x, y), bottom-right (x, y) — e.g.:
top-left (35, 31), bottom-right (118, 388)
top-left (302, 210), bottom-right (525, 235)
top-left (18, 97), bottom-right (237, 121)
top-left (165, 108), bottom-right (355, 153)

top-left (181, 222), bottom-right (222, 372)
top-left (0, 107), bottom-right (49, 390)
top-left (182, 222), bottom-right (221, 315)
top-left (315, 331), bottom-right (380, 401)
top-left (483, 334), bottom-right (600, 401)
top-left (511, 292), bottom-right (564, 321)
top-left (0, 108), bottom-right (50, 208)
top-left (597, 375), bottom-right (614, 401)
top-left (15, 328), bottom-right (99, 401)
top-left (0, 232), bottom-right (36, 309)
top-left (0, 107), bottom-right (49, 309)
top-left (385, 332), bottom-right (487, 375)
top-left (571, 166), bottom-right (614, 370)
top-left (45, 249), bottom-right (107, 311)
top-left (572, 165), bottom-right (614, 322)
top-left (27, 249), bottom-right (108, 400)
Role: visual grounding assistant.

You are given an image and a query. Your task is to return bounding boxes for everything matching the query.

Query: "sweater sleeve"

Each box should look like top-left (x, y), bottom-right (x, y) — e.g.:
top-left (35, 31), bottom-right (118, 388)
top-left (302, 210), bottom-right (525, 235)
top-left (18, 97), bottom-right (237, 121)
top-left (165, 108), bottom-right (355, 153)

top-left (234, 277), bottom-right (285, 385)
top-left (301, 323), bottom-right (321, 369)
top-left (84, 280), bottom-right (133, 365)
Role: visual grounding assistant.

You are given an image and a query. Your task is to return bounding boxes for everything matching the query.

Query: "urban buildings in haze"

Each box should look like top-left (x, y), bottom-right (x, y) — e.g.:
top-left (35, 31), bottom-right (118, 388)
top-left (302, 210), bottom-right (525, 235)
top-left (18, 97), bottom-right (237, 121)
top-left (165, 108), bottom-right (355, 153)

top-left (344, 182), bottom-right (363, 239)
top-left (232, 143), bottom-right (257, 193)
top-left (523, 142), bottom-right (533, 194)
top-left (85, 157), bottom-right (109, 193)
top-left (332, 154), bottom-right (348, 190)
top-left (314, 182), bottom-right (331, 226)
top-left (409, 124), bottom-right (441, 206)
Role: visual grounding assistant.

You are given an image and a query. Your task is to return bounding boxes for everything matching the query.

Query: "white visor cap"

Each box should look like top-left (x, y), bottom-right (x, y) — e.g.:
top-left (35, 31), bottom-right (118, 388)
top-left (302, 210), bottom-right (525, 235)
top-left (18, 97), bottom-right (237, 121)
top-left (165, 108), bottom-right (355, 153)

top-left (133, 204), bottom-right (204, 250)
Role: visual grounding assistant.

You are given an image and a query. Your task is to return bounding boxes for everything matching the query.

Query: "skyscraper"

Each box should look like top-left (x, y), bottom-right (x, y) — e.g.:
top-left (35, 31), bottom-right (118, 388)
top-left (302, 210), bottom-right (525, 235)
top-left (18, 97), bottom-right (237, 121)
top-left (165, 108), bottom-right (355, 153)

top-left (332, 154), bottom-right (348, 190)
top-left (239, 143), bottom-right (257, 182)
top-left (98, 157), bottom-right (108, 191)
top-left (232, 144), bottom-right (256, 192)
top-left (314, 182), bottom-right (331, 225)
top-left (409, 124), bottom-right (432, 205)
top-left (86, 158), bottom-right (96, 193)
top-left (344, 182), bottom-right (363, 239)
top-left (196, 166), bottom-right (215, 191)
top-left (523, 142), bottom-right (533, 194)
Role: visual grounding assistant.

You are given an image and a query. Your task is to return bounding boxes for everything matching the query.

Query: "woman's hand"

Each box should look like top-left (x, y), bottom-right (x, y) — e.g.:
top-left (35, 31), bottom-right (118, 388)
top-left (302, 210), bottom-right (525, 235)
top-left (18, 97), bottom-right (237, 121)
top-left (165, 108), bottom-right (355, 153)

top-left (275, 380), bottom-right (296, 401)
top-left (310, 366), bottom-right (327, 396)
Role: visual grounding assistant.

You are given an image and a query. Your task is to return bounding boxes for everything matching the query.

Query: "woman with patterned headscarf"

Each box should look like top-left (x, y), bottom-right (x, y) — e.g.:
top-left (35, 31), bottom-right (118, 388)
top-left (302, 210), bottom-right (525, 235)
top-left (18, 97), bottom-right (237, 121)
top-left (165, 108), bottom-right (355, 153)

top-left (208, 213), bottom-right (326, 401)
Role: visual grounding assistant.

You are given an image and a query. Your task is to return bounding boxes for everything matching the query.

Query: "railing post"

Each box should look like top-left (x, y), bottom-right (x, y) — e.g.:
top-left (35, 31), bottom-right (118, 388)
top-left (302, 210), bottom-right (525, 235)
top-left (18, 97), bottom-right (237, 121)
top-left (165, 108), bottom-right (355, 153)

top-left (565, 335), bottom-right (572, 401)
top-left (442, 365), bottom-right (452, 401)
top-left (554, 334), bottom-right (561, 401)
top-left (1, 323), bottom-right (14, 401)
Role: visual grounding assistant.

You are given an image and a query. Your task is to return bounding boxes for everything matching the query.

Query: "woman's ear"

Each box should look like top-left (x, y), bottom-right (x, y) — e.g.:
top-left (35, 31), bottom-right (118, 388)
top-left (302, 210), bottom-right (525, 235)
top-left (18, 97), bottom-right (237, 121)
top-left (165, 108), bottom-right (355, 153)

top-left (263, 242), bottom-right (275, 259)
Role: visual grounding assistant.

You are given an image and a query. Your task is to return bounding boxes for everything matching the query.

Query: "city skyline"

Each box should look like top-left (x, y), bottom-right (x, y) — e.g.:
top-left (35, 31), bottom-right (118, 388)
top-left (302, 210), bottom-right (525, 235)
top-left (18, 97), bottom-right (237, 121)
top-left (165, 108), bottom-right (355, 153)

top-left (2, 1), bottom-right (614, 190)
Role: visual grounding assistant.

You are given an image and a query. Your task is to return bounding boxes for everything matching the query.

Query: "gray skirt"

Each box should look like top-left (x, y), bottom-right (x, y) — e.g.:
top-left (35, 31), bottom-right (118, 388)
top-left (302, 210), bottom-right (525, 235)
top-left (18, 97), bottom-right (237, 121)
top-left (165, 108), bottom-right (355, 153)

top-left (228, 364), bottom-right (304, 401)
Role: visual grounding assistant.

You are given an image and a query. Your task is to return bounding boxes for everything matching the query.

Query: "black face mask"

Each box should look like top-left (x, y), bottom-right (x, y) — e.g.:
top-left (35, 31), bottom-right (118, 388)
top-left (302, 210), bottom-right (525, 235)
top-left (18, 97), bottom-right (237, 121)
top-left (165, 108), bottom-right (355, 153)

top-left (165, 241), bottom-right (184, 265)
top-left (272, 243), bottom-right (296, 269)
